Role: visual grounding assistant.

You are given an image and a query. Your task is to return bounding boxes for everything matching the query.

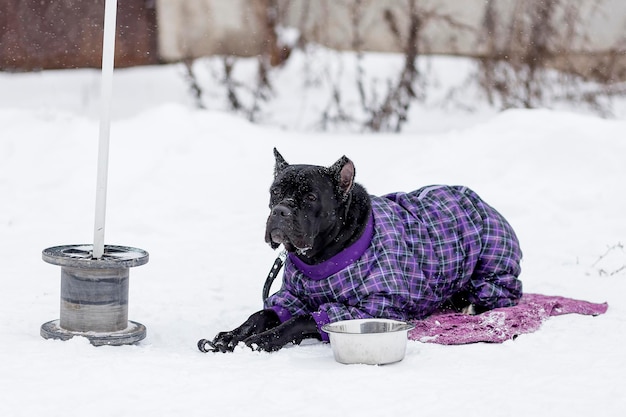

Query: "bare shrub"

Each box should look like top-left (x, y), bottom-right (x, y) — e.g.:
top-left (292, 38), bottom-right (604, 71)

top-left (591, 243), bottom-right (626, 277)
top-left (180, 1), bottom-right (626, 130)
top-left (319, 0), bottom-right (473, 132)
top-left (182, 0), bottom-right (294, 122)
top-left (474, 0), bottom-right (626, 115)
top-left (182, 58), bottom-right (205, 110)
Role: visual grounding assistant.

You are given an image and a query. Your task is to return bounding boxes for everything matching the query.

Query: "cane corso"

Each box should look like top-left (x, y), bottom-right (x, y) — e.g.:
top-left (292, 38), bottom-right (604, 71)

top-left (198, 149), bottom-right (522, 352)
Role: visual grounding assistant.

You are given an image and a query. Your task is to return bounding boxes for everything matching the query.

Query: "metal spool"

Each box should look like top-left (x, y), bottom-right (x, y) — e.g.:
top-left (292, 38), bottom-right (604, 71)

top-left (40, 244), bottom-right (148, 346)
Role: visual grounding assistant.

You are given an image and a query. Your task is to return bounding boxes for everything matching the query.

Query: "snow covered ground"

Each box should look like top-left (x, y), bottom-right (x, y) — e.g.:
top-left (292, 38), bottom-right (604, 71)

top-left (1, 53), bottom-right (625, 416)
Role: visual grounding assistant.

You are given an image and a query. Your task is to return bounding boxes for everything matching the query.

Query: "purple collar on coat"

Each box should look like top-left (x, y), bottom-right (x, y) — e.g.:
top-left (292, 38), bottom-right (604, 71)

top-left (288, 214), bottom-right (374, 280)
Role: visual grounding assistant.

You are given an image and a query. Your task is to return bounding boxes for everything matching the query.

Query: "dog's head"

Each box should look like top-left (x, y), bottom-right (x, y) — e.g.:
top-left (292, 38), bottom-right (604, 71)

top-left (265, 148), bottom-right (356, 256)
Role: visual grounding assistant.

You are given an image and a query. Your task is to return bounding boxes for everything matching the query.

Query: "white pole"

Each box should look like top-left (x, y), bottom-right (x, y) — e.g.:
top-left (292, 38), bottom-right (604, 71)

top-left (93, 0), bottom-right (118, 259)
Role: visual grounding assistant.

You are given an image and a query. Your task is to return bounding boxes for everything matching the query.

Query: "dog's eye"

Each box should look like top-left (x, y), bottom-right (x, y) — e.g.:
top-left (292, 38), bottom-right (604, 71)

top-left (305, 193), bottom-right (317, 202)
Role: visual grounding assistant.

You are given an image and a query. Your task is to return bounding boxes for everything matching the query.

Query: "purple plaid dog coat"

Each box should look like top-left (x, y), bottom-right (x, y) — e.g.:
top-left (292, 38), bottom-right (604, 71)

top-left (264, 185), bottom-right (523, 341)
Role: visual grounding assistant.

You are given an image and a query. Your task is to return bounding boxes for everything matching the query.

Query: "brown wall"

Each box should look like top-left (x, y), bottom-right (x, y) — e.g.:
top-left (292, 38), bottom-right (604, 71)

top-left (0, 0), bottom-right (159, 71)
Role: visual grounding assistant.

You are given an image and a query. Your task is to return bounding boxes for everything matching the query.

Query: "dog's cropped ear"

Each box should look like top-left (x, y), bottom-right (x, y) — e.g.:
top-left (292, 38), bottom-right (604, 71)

top-left (273, 148), bottom-right (290, 177)
top-left (329, 156), bottom-right (355, 201)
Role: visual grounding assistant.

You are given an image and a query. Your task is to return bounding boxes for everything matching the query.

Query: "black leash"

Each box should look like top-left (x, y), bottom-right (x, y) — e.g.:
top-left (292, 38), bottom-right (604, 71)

top-left (197, 338), bottom-right (218, 353)
top-left (198, 250), bottom-right (287, 353)
top-left (262, 250), bottom-right (287, 302)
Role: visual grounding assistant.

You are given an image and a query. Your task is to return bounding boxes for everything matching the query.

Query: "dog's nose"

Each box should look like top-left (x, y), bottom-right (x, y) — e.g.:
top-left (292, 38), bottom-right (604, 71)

top-left (271, 205), bottom-right (291, 218)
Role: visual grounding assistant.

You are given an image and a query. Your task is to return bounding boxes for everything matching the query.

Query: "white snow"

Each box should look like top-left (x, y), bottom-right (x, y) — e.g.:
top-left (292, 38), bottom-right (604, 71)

top-left (1, 52), bottom-right (625, 416)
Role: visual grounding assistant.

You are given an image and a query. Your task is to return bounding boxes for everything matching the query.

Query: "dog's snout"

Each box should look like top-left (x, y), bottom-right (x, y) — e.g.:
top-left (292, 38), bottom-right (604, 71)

top-left (271, 205), bottom-right (292, 218)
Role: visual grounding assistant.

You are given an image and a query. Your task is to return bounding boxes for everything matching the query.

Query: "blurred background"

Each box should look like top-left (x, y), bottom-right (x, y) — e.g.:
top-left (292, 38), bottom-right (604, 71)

top-left (1, 0), bottom-right (625, 131)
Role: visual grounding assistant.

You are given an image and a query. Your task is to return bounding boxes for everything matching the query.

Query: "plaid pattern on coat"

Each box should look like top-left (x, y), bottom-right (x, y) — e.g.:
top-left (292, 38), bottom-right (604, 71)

top-left (264, 185), bottom-right (523, 341)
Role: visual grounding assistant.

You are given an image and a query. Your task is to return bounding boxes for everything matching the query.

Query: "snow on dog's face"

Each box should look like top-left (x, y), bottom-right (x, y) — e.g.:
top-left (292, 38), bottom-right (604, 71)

top-left (264, 148), bottom-right (355, 257)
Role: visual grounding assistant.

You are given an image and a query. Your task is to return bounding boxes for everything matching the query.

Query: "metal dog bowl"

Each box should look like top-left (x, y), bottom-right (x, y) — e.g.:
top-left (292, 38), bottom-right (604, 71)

top-left (322, 319), bottom-right (415, 365)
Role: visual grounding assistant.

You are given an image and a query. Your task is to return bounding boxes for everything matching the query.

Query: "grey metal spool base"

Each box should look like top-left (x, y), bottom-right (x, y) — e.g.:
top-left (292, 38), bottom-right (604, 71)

top-left (40, 319), bottom-right (146, 346)
top-left (41, 244), bottom-right (148, 347)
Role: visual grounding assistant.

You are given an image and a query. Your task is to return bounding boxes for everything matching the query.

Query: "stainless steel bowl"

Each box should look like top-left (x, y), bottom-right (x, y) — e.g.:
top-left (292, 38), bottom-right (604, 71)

top-left (322, 319), bottom-right (415, 365)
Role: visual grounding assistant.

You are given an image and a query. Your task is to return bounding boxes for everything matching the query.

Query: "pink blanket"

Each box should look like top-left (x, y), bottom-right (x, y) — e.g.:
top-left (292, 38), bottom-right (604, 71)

top-left (409, 293), bottom-right (608, 345)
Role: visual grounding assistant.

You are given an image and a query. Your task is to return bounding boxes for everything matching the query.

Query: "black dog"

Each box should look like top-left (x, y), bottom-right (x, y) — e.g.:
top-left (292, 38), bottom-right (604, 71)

top-left (199, 149), bottom-right (522, 353)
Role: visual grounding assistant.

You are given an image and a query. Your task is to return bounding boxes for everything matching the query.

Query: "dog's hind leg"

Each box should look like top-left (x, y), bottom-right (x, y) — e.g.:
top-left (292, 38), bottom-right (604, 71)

top-left (466, 271), bottom-right (523, 313)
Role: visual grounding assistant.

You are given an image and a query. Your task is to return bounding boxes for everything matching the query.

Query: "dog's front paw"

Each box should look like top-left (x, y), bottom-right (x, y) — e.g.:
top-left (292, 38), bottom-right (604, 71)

top-left (244, 314), bottom-right (321, 352)
top-left (200, 309), bottom-right (283, 353)
top-left (244, 331), bottom-right (284, 352)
